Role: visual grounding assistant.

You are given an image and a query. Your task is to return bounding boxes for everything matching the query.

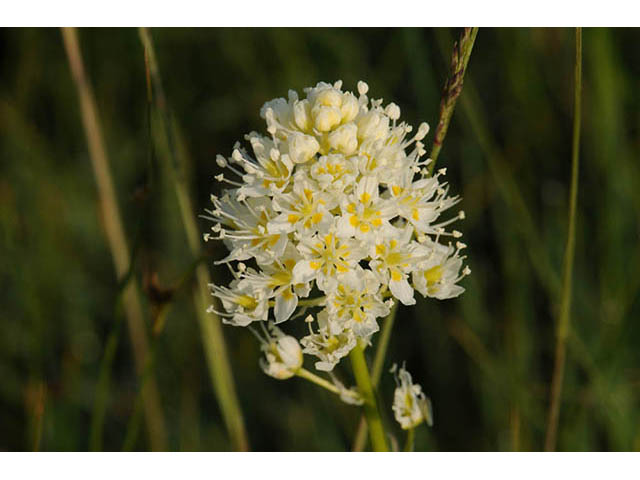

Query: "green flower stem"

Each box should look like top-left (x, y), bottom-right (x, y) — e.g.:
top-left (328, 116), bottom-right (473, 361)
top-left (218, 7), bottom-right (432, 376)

top-left (297, 368), bottom-right (341, 395)
top-left (350, 340), bottom-right (389, 452)
top-left (371, 302), bottom-right (399, 386)
top-left (352, 301), bottom-right (398, 451)
top-left (544, 27), bottom-right (582, 452)
top-left (404, 427), bottom-right (416, 452)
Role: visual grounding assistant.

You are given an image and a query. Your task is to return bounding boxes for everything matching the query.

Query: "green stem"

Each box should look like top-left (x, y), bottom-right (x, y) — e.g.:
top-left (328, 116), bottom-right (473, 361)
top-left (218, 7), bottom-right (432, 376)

top-left (297, 369), bottom-right (363, 405)
top-left (544, 27), bottom-right (582, 452)
top-left (350, 341), bottom-right (388, 452)
top-left (429, 27), bottom-right (479, 174)
top-left (371, 302), bottom-right (399, 385)
top-left (352, 302), bottom-right (398, 451)
top-left (297, 368), bottom-right (341, 395)
top-left (404, 427), bottom-right (415, 452)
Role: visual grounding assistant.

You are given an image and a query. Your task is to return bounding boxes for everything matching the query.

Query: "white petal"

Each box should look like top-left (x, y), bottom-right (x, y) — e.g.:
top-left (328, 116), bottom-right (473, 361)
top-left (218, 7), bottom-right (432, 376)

top-left (276, 336), bottom-right (303, 369)
top-left (274, 290), bottom-right (298, 323)
top-left (336, 214), bottom-right (356, 238)
top-left (356, 175), bottom-right (379, 203)
top-left (292, 259), bottom-right (321, 284)
top-left (351, 317), bottom-right (380, 338)
top-left (432, 284), bottom-right (465, 300)
top-left (389, 276), bottom-right (416, 305)
top-left (315, 360), bottom-right (337, 372)
top-left (267, 213), bottom-right (296, 234)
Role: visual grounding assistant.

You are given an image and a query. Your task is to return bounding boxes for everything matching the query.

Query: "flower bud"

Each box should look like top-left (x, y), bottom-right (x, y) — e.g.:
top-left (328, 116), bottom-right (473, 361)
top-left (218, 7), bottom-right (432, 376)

top-left (261, 334), bottom-right (303, 380)
top-left (315, 88), bottom-right (342, 107)
top-left (357, 110), bottom-right (389, 142)
top-left (293, 100), bottom-right (311, 131)
top-left (340, 92), bottom-right (359, 123)
top-left (288, 132), bottom-right (320, 164)
top-left (313, 105), bottom-right (342, 132)
top-left (328, 123), bottom-right (358, 155)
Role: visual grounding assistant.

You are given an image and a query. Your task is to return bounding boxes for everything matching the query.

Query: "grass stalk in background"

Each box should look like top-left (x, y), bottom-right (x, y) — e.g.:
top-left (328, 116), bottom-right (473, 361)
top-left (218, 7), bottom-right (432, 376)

top-left (89, 305), bottom-right (124, 451)
top-left (544, 27), bottom-right (583, 452)
top-left (137, 27), bottom-right (249, 451)
top-left (428, 27), bottom-right (479, 174)
top-left (433, 29), bottom-right (561, 297)
top-left (349, 341), bottom-right (389, 451)
top-left (60, 27), bottom-right (167, 451)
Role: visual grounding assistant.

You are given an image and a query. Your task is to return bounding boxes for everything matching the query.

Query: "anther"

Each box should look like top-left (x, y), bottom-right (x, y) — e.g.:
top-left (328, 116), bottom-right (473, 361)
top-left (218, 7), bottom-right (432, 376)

top-left (216, 155), bottom-right (228, 168)
top-left (357, 81), bottom-right (369, 96)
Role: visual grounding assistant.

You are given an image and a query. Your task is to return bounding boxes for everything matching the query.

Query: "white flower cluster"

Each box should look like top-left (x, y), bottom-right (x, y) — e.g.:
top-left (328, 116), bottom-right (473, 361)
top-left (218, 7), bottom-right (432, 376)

top-left (205, 80), bottom-right (469, 377)
top-left (391, 363), bottom-right (433, 430)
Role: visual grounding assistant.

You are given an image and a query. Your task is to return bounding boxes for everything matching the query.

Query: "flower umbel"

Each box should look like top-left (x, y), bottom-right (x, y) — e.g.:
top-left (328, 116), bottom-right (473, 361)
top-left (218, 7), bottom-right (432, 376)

top-left (205, 80), bottom-right (469, 397)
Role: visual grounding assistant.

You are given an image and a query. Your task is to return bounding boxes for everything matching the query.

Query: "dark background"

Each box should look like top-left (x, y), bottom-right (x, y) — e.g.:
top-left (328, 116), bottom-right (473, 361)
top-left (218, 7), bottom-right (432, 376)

top-left (1, 27), bottom-right (639, 451)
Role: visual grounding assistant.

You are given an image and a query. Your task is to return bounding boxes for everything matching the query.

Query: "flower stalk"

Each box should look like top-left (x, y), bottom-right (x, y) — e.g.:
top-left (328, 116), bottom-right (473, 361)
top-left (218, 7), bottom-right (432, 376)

top-left (297, 368), bottom-right (342, 394)
top-left (404, 427), bottom-right (415, 452)
top-left (544, 27), bottom-right (582, 452)
top-left (350, 341), bottom-right (389, 452)
top-left (352, 301), bottom-right (398, 451)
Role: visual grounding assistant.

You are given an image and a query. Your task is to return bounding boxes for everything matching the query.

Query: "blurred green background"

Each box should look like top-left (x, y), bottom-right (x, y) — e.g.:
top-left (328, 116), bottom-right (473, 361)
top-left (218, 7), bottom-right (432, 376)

top-left (1, 27), bottom-right (639, 451)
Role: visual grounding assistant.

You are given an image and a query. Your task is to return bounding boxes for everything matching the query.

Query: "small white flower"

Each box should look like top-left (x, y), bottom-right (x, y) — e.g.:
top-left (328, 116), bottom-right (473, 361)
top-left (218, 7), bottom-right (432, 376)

top-left (412, 240), bottom-right (469, 300)
top-left (267, 175), bottom-right (335, 235)
top-left (336, 176), bottom-right (394, 243)
top-left (369, 227), bottom-right (424, 306)
top-left (326, 268), bottom-right (389, 338)
top-left (300, 311), bottom-right (357, 372)
top-left (293, 230), bottom-right (365, 293)
top-left (205, 195), bottom-right (287, 264)
top-left (208, 280), bottom-right (268, 327)
top-left (237, 246), bottom-right (311, 323)
top-left (258, 324), bottom-right (303, 380)
top-left (309, 154), bottom-right (358, 193)
top-left (390, 363), bottom-right (433, 430)
top-left (236, 133), bottom-right (294, 197)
